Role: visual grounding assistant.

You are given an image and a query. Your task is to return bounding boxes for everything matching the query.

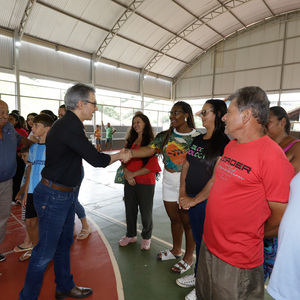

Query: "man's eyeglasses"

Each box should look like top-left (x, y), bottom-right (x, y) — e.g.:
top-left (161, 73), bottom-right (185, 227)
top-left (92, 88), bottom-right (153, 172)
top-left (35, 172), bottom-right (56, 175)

top-left (168, 110), bottom-right (185, 117)
top-left (200, 109), bottom-right (213, 117)
top-left (84, 100), bottom-right (97, 108)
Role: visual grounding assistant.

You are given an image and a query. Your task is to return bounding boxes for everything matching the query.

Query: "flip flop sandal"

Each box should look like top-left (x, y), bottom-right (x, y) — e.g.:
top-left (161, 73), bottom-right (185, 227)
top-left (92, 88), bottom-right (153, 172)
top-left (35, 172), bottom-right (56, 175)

top-left (19, 250), bottom-right (32, 262)
top-left (157, 249), bottom-right (181, 261)
top-left (77, 228), bottom-right (92, 240)
top-left (14, 244), bottom-right (33, 253)
top-left (172, 260), bottom-right (193, 274)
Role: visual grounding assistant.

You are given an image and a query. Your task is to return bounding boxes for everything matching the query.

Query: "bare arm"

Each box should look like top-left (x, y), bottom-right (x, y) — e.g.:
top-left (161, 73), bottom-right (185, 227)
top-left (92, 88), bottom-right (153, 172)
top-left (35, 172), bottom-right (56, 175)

top-left (109, 149), bottom-right (132, 165)
top-left (124, 167), bottom-right (151, 180)
top-left (15, 184), bottom-right (26, 201)
top-left (288, 141), bottom-right (300, 174)
top-left (121, 162), bottom-right (139, 186)
top-left (29, 135), bottom-right (39, 143)
top-left (179, 157), bottom-right (220, 210)
top-left (179, 158), bottom-right (189, 200)
top-left (122, 143), bottom-right (152, 180)
top-left (131, 145), bottom-right (156, 158)
top-left (22, 164), bottom-right (32, 208)
top-left (20, 137), bottom-right (35, 147)
top-left (264, 201), bottom-right (288, 239)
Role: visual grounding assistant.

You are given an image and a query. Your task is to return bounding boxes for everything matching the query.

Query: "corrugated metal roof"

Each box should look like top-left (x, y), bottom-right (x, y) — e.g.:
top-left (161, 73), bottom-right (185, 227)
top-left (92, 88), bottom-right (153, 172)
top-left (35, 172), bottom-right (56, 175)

top-left (0, 0), bottom-right (299, 79)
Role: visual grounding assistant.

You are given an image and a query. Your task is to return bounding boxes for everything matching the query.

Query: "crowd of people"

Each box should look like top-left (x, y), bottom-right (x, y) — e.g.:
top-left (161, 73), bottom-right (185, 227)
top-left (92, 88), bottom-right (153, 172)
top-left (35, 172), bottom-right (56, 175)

top-left (120, 86), bottom-right (299, 300)
top-left (0, 83), bottom-right (299, 300)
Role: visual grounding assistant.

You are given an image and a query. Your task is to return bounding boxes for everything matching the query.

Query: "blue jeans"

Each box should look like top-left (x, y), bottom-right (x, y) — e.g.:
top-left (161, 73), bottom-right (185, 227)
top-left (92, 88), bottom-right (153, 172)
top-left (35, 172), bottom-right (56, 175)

top-left (188, 199), bottom-right (207, 275)
top-left (75, 166), bottom-right (85, 220)
top-left (19, 182), bottom-right (77, 300)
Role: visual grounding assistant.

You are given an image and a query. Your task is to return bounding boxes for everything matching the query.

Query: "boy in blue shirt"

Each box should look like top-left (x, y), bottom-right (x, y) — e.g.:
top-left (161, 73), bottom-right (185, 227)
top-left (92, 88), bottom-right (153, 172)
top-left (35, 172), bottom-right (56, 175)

top-left (19, 114), bottom-right (54, 262)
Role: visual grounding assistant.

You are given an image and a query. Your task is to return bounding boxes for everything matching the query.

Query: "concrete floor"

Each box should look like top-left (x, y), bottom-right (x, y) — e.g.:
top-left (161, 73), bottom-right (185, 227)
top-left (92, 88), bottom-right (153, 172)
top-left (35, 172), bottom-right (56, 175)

top-left (79, 152), bottom-right (274, 300)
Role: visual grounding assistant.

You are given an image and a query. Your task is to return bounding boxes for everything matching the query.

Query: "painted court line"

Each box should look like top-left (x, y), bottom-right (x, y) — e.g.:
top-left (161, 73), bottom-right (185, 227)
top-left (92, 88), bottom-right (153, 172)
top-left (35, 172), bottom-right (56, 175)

top-left (87, 217), bottom-right (125, 300)
top-left (86, 209), bottom-right (195, 257)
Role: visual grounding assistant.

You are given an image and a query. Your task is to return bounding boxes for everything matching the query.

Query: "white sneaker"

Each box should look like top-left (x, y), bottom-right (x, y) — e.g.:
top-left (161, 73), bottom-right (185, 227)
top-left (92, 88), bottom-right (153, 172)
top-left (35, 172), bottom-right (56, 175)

top-left (176, 274), bottom-right (196, 288)
top-left (185, 288), bottom-right (196, 300)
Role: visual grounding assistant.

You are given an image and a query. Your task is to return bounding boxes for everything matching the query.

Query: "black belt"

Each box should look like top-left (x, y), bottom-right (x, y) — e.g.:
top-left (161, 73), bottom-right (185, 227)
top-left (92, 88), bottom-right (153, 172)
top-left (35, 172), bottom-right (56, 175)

top-left (41, 178), bottom-right (78, 192)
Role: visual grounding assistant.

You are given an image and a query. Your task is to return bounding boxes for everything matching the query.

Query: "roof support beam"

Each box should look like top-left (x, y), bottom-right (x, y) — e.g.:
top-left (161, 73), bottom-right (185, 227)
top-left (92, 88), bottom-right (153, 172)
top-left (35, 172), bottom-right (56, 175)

top-left (261, 0), bottom-right (275, 16)
top-left (173, 0), bottom-right (225, 39)
top-left (278, 15), bottom-right (288, 106)
top-left (17, 0), bottom-right (37, 41)
top-left (216, 0), bottom-right (248, 28)
top-left (36, 0), bottom-right (187, 70)
top-left (13, 30), bottom-right (21, 110)
top-left (144, 0), bottom-right (251, 75)
top-left (111, 0), bottom-right (204, 50)
top-left (143, 20), bottom-right (204, 74)
top-left (173, 11), bottom-right (300, 86)
top-left (95, 0), bottom-right (145, 61)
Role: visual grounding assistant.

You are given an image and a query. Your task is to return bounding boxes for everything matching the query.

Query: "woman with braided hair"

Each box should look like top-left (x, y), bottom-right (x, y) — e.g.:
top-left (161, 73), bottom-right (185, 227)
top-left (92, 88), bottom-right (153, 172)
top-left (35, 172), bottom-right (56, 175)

top-left (128, 101), bottom-right (200, 274)
top-left (176, 99), bottom-right (230, 300)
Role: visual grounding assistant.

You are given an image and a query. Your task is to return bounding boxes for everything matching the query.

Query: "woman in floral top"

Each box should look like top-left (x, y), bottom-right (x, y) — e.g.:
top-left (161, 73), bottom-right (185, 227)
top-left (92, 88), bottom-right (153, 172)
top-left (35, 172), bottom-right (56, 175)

top-left (130, 101), bottom-right (200, 275)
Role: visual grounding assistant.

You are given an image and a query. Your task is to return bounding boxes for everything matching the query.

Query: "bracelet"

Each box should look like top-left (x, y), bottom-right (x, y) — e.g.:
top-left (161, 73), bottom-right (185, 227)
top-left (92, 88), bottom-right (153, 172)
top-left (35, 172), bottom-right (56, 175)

top-left (130, 149), bottom-right (134, 157)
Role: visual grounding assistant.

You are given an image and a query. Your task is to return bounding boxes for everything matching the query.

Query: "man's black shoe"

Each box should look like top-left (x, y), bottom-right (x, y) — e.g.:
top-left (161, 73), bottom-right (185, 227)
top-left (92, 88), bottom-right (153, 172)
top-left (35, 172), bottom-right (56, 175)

top-left (55, 286), bottom-right (93, 299)
top-left (0, 253), bottom-right (6, 262)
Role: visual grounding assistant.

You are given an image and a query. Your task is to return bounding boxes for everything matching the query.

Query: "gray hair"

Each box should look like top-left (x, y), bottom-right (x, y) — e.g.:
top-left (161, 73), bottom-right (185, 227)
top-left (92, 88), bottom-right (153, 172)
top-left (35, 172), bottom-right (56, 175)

top-left (64, 83), bottom-right (95, 110)
top-left (228, 86), bottom-right (270, 126)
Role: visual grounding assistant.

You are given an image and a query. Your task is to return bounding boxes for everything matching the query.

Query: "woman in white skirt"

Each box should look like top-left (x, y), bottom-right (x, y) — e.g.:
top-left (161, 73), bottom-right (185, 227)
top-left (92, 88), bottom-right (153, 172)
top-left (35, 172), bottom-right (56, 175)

top-left (129, 101), bottom-right (200, 274)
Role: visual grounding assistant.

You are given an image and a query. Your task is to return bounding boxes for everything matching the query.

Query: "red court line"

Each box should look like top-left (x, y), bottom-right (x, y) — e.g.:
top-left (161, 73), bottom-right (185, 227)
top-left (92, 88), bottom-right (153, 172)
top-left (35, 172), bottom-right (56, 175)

top-left (0, 205), bottom-right (122, 300)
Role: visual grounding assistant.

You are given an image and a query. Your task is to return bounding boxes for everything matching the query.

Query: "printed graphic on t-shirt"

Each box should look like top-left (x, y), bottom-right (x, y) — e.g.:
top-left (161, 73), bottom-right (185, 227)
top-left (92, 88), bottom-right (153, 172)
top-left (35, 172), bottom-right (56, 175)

top-left (187, 144), bottom-right (205, 159)
top-left (218, 155), bottom-right (252, 181)
top-left (28, 144), bottom-right (46, 193)
top-left (204, 136), bottom-right (294, 269)
top-left (32, 160), bottom-right (45, 166)
top-left (165, 141), bottom-right (186, 166)
top-left (150, 130), bottom-right (200, 171)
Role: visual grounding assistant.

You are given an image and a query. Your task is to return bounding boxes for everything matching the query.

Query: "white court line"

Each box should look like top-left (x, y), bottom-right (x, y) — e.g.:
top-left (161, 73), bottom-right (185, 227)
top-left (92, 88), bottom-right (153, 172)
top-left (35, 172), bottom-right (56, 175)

top-left (86, 209), bottom-right (196, 258)
top-left (3, 211), bottom-right (26, 255)
top-left (10, 211), bottom-right (26, 227)
top-left (87, 217), bottom-right (125, 300)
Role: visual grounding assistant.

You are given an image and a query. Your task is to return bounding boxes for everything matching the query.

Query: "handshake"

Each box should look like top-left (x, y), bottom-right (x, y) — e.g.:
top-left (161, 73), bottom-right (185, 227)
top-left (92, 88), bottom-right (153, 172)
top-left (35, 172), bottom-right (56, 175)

top-left (118, 148), bottom-right (133, 163)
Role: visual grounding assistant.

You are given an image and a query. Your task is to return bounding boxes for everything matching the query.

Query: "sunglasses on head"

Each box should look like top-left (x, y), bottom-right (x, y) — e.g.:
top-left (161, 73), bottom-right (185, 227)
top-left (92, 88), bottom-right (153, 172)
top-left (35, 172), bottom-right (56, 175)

top-left (200, 109), bottom-right (213, 117)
